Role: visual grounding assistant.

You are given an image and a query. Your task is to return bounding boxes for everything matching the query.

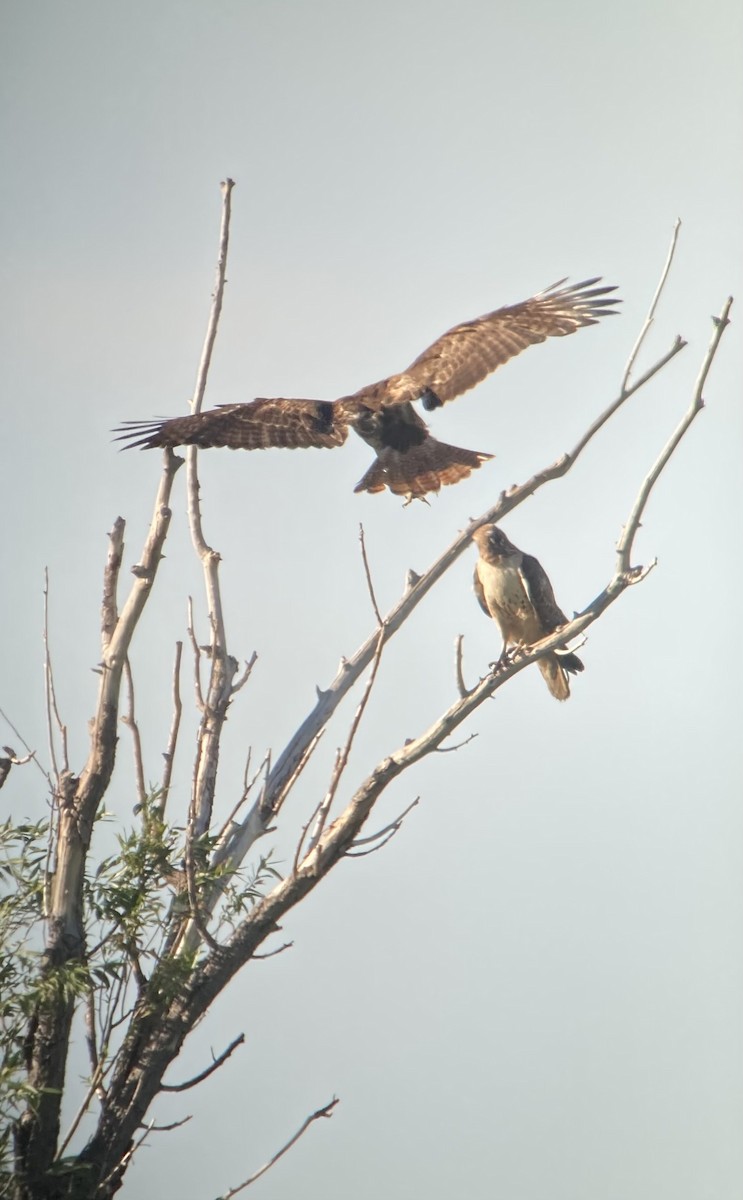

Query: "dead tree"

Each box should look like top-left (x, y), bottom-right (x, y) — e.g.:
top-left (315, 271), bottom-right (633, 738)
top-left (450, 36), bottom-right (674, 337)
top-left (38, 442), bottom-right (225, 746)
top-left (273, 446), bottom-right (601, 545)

top-left (0, 185), bottom-right (731, 1200)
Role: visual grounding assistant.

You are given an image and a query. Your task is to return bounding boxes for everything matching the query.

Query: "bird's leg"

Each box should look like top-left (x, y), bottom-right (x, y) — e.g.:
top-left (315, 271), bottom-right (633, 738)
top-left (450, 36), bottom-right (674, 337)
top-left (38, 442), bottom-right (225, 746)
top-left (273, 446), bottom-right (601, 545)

top-left (489, 638), bottom-right (514, 673)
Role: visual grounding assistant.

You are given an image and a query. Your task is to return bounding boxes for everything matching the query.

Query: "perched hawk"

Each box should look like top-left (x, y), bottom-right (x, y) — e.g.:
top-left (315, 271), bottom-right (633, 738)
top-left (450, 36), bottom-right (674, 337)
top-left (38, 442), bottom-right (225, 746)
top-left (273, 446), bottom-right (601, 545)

top-left (117, 278), bottom-right (618, 500)
top-left (472, 524), bottom-right (584, 701)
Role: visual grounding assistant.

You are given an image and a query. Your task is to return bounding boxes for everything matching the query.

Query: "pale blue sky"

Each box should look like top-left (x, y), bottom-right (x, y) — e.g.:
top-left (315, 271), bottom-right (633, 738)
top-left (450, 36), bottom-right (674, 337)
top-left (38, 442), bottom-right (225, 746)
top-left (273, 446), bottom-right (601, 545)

top-left (2, 2), bottom-right (742, 1197)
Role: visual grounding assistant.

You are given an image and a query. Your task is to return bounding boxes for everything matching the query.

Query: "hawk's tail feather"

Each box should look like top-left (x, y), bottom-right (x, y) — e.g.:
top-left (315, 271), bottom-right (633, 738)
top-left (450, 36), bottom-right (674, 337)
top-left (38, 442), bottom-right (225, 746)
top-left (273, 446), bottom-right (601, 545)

top-left (538, 654), bottom-right (573, 702)
top-left (353, 439), bottom-right (493, 500)
top-left (555, 649), bottom-right (584, 675)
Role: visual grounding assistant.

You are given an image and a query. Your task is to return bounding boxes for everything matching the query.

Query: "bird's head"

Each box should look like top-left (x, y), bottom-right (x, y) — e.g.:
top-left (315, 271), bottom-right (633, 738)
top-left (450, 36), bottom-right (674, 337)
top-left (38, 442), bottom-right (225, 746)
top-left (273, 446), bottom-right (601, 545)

top-left (471, 523), bottom-right (518, 560)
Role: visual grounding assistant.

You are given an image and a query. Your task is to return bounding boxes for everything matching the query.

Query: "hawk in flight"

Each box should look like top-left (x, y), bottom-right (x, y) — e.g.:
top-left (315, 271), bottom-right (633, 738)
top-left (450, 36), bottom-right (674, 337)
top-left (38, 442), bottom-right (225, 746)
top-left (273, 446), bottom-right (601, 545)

top-left (472, 523), bottom-right (584, 701)
top-left (117, 278), bottom-right (619, 500)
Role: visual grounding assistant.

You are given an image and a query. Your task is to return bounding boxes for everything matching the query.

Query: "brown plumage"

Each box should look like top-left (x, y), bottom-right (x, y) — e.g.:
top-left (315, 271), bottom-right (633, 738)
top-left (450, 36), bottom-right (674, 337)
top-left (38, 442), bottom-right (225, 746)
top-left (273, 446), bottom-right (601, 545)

top-left (116, 277), bottom-right (619, 500)
top-left (472, 524), bottom-right (584, 701)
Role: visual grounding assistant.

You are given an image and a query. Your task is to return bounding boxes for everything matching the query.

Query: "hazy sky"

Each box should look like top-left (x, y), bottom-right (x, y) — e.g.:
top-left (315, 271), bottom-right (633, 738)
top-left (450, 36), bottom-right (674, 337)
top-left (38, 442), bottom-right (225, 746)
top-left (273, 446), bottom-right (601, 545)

top-left (2, 2), bottom-right (742, 1198)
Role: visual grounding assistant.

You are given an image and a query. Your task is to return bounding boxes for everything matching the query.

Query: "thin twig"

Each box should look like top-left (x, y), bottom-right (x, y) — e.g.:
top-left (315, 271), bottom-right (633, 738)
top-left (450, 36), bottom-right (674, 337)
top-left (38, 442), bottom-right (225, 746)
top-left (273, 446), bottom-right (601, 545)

top-left (435, 732), bottom-right (478, 753)
top-left (346, 797), bottom-right (420, 856)
top-left (218, 1097), bottom-right (339, 1198)
top-left (213, 749), bottom-right (267, 844)
top-left (567, 336), bottom-right (685, 464)
top-left (304, 625), bottom-right (387, 859)
top-left (359, 524), bottom-right (383, 625)
top-left (122, 659), bottom-right (146, 809)
top-left (55, 1062), bottom-right (106, 1161)
top-left (43, 569), bottom-right (68, 780)
top-left (84, 985), bottom-right (99, 1075)
top-left (185, 194), bottom-right (240, 842)
top-left (101, 516), bottom-right (125, 650)
top-left (161, 1034), bottom-right (245, 1092)
top-left (622, 218), bottom-right (682, 392)
top-left (344, 828), bottom-right (399, 857)
top-left (144, 1116), bottom-right (192, 1133)
top-left (159, 640), bottom-right (184, 813)
top-left (253, 941), bottom-right (294, 960)
top-left (187, 597), bottom-right (205, 712)
top-left (191, 178), bottom-right (234, 419)
top-left (454, 634), bottom-right (469, 698)
top-left (262, 731), bottom-right (322, 823)
top-left (231, 651), bottom-right (258, 696)
top-left (617, 296), bottom-right (733, 572)
top-left (1, 747), bottom-right (35, 766)
top-left (0, 706), bottom-right (50, 782)
top-left (97, 1113), bottom-right (189, 1194)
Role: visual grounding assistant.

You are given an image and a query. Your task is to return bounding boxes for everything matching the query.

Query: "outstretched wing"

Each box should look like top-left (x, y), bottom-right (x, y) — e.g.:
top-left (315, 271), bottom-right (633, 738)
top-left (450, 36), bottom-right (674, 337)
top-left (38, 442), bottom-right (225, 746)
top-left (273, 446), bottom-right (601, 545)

top-left (115, 398), bottom-right (350, 452)
top-left (399, 277), bottom-right (619, 410)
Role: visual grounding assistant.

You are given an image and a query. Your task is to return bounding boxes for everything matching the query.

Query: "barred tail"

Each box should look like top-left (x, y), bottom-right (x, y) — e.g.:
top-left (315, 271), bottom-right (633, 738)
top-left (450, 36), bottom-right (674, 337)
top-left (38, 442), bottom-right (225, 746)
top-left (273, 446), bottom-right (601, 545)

top-left (354, 438), bottom-right (493, 500)
top-left (538, 649), bottom-right (584, 701)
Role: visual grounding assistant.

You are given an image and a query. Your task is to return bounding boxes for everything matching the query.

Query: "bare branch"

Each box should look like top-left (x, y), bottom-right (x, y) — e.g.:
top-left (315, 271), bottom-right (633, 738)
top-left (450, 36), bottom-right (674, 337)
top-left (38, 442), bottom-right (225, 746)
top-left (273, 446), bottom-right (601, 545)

top-left (0, 747), bottom-right (38, 790)
top-left (218, 1097), bottom-right (339, 1198)
top-left (622, 218), bottom-right (682, 392)
top-left (263, 732), bottom-right (322, 823)
top-left (159, 640), bottom-right (184, 813)
top-left (56, 1062), bottom-right (106, 1162)
top-left (304, 625), bottom-right (387, 860)
top-left (101, 516), bottom-right (126, 650)
top-left (346, 797), bottom-right (420, 856)
top-left (617, 297), bottom-right (733, 572)
top-left (160, 1034), bottom-right (245, 1093)
top-left (344, 828), bottom-right (400, 857)
top-left (1, 746), bottom-right (35, 766)
top-left (143, 1116), bottom-right (192, 1133)
top-left (435, 732), bottom-right (478, 753)
top-left (0, 705), bottom-right (50, 783)
top-left (359, 523), bottom-right (383, 626)
top-left (43, 568), bottom-right (69, 780)
top-left (183, 181), bottom-right (238, 840)
top-left (122, 658), bottom-right (146, 809)
top-left (97, 1114), bottom-right (193, 1196)
top-left (231, 650), bottom-right (258, 695)
top-left (191, 178), bottom-right (234, 420)
top-left (84, 985), bottom-right (99, 1075)
top-left (187, 597), bottom-right (206, 712)
top-left (214, 748), bottom-right (267, 843)
top-left (253, 941), bottom-right (294, 960)
top-left (563, 335), bottom-right (685, 465)
top-left (454, 634), bottom-right (470, 698)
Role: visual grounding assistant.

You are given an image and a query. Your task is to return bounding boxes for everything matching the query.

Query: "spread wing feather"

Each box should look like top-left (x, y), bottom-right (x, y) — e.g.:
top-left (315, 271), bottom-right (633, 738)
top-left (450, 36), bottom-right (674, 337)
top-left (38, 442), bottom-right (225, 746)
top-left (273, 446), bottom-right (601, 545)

top-left (115, 398), bottom-right (350, 452)
top-left (405, 278), bottom-right (619, 409)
